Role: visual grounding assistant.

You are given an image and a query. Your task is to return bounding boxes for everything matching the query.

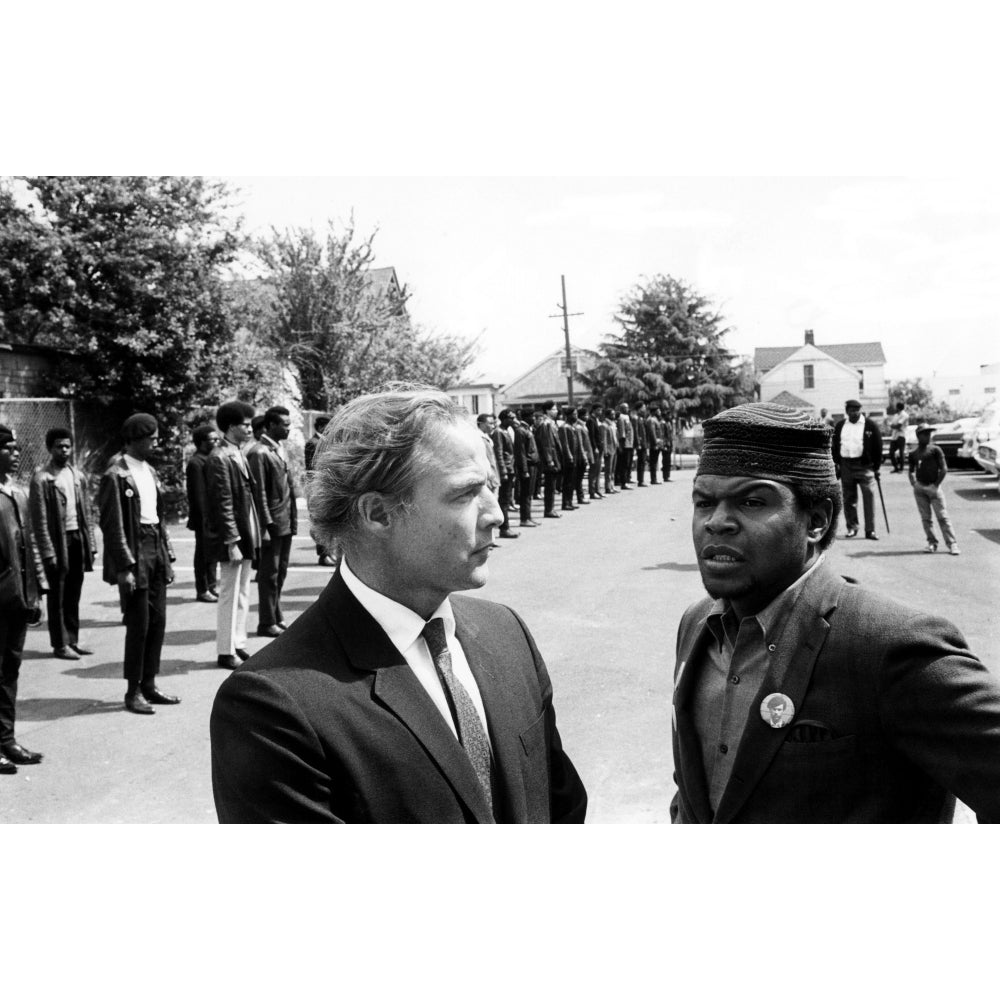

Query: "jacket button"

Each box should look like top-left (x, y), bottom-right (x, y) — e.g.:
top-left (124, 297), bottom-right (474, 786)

top-left (719, 743), bottom-right (728, 754)
top-left (768, 644), bottom-right (776, 652)
top-left (730, 674), bottom-right (740, 685)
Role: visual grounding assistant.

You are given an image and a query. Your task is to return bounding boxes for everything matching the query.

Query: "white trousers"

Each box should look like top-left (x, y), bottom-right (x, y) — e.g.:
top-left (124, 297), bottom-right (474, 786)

top-left (217, 558), bottom-right (253, 656)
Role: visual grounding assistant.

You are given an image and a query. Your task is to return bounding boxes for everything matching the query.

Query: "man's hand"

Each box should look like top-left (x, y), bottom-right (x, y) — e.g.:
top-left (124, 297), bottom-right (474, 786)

top-left (267, 522), bottom-right (280, 541)
top-left (117, 568), bottom-right (136, 594)
top-left (228, 542), bottom-right (242, 562)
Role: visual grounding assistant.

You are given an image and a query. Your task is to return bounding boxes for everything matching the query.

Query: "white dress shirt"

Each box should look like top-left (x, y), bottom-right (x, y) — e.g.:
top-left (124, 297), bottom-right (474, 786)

top-left (122, 454), bottom-right (159, 524)
top-left (340, 559), bottom-right (492, 746)
top-left (840, 416), bottom-right (866, 458)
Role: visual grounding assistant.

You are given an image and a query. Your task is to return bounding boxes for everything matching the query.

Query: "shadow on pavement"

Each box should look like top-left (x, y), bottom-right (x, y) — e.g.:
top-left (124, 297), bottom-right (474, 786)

top-left (16, 697), bottom-right (124, 721)
top-left (61, 657), bottom-right (220, 680)
top-left (954, 487), bottom-right (999, 502)
top-left (643, 561), bottom-right (700, 572)
top-left (162, 629), bottom-right (216, 646)
top-left (974, 529), bottom-right (1000, 546)
top-left (78, 618), bottom-right (125, 630)
top-left (847, 546), bottom-right (948, 559)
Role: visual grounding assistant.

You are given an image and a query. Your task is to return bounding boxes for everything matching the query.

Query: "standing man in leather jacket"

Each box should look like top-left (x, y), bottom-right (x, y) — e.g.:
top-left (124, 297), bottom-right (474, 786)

top-left (97, 414), bottom-right (179, 715)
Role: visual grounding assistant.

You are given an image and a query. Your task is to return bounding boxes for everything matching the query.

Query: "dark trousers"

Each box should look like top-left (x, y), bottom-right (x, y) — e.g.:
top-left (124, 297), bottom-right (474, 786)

top-left (122, 531), bottom-right (168, 688)
top-left (589, 449), bottom-right (603, 496)
top-left (497, 478), bottom-right (512, 533)
top-left (0, 608), bottom-right (29, 745)
top-left (561, 462), bottom-right (577, 508)
top-left (662, 446), bottom-right (673, 480)
top-left (543, 468), bottom-right (558, 514)
top-left (193, 529), bottom-right (218, 595)
top-left (890, 437), bottom-right (906, 472)
top-left (616, 448), bottom-right (633, 486)
top-left (518, 475), bottom-right (533, 522)
top-left (45, 529), bottom-right (85, 649)
top-left (258, 533), bottom-right (292, 628)
top-left (648, 447), bottom-right (661, 482)
top-left (636, 447), bottom-right (648, 484)
top-left (575, 462), bottom-right (587, 503)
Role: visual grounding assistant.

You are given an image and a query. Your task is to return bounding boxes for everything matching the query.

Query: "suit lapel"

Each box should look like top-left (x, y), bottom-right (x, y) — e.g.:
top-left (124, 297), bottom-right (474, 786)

top-left (713, 565), bottom-right (844, 824)
top-left (454, 602), bottom-right (526, 824)
top-left (673, 614), bottom-right (715, 824)
top-left (323, 574), bottom-right (494, 824)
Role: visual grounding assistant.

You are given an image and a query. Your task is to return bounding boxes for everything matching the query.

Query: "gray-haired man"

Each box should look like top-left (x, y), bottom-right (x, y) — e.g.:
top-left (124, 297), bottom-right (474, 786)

top-left (211, 385), bottom-right (586, 823)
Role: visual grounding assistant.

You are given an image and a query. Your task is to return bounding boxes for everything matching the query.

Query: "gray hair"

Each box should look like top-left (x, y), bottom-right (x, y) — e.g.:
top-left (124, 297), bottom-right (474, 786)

top-left (307, 383), bottom-right (469, 547)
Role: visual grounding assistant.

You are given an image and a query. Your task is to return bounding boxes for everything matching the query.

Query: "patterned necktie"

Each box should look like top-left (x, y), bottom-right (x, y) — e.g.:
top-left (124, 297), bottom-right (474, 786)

top-left (421, 618), bottom-right (494, 815)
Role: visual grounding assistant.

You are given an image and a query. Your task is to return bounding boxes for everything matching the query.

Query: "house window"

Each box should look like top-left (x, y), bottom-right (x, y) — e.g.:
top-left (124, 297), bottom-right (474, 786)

top-left (803, 364), bottom-right (814, 389)
top-left (858, 369), bottom-right (865, 393)
top-left (985, 386), bottom-right (996, 394)
top-left (559, 355), bottom-right (578, 376)
top-left (470, 395), bottom-right (480, 415)
top-left (949, 389), bottom-right (961, 395)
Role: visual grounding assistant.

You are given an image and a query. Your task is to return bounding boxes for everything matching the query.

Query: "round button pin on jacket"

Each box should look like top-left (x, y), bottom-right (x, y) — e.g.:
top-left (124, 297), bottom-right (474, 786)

top-left (760, 693), bottom-right (795, 728)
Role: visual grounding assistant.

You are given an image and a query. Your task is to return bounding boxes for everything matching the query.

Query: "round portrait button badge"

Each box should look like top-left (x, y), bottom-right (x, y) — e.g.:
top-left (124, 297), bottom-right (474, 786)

top-left (760, 692), bottom-right (795, 729)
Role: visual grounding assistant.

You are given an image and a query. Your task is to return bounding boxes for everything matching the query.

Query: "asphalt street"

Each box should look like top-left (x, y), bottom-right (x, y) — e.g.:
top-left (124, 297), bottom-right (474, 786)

top-left (3, 463), bottom-right (998, 823)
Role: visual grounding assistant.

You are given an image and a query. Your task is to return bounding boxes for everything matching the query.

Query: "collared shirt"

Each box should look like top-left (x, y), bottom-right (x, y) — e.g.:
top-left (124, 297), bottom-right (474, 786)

top-left (261, 433), bottom-right (287, 462)
top-left (840, 416), bottom-right (866, 458)
top-left (122, 454), bottom-right (159, 524)
top-left (55, 465), bottom-right (79, 530)
top-left (692, 555), bottom-right (826, 812)
top-left (340, 559), bottom-right (492, 746)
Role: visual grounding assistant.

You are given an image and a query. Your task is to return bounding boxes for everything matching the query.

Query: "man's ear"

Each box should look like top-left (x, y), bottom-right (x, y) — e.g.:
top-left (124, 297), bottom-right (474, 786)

top-left (806, 498), bottom-right (833, 544)
top-left (356, 492), bottom-right (393, 534)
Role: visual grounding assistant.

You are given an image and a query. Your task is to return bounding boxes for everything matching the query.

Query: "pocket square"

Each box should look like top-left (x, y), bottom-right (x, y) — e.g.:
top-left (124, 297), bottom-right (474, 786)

top-left (785, 719), bottom-right (833, 743)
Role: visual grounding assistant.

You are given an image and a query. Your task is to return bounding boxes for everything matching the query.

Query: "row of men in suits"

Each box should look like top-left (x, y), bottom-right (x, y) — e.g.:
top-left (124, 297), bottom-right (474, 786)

top-left (474, 400), bottom-right (678, 539)
top-left (184, 402), bottom-right (298, 676)
top-left (211, 387), bottom-right (1000, 823)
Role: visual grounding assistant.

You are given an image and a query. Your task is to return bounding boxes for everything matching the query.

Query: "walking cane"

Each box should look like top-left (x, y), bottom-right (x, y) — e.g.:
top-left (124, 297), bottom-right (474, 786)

top-left (875, 475), bottom-right (890, 534)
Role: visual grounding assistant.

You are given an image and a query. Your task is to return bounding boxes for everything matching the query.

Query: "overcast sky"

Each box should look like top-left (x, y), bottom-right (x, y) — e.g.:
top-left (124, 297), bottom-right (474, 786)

top-left (224, 176), bottom-right (999, 387)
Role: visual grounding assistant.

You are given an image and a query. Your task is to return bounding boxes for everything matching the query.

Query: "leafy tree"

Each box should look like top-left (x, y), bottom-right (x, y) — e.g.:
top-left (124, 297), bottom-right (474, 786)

top-left (0, 175), bottom-right (245, 492)
top-left (252, 221), bottom-right (476, 409)
top-left (580, 274), bottom-right (752, 422)
top-left (887, 377), bottom-right (955, 424)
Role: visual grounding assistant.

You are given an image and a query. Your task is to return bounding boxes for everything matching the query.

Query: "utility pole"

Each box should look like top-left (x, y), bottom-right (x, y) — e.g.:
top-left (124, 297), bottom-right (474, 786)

top-left (549, 274), bottom-right (583, 405)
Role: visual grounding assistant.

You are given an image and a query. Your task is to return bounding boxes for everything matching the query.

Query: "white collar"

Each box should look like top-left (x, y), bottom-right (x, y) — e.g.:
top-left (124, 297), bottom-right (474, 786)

top-left (340, 558), bottom-right (455, 657)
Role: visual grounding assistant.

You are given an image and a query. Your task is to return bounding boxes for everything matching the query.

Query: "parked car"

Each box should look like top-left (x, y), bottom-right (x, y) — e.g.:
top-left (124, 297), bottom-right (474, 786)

top-left (932, 416), bottom-right (980, 466)
top-left (969, 404), bottom-right (1000, 480)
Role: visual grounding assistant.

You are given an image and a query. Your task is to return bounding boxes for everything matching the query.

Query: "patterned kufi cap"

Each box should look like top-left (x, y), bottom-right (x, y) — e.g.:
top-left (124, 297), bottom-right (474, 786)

top-left (697, 402), bottom-right (836, 486)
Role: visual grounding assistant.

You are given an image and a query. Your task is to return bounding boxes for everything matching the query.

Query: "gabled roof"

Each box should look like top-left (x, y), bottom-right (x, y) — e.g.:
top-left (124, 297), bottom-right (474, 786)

top-left (501, 344), bottom-right (597, 394)
top-left (768, 390), bottom-right (813, 409)
top-left (362, 266), bottom-right (401, 297)
top-left (756, 341), bottom-right (886, 371)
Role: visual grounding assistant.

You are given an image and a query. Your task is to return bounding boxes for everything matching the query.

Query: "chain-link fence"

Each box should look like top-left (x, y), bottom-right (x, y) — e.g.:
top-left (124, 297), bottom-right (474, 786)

top-left (0, 397), bottom-right (77, 485)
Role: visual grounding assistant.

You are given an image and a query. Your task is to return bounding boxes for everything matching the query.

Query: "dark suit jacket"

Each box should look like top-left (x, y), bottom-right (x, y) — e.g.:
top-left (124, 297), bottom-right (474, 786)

top-left (29, 462), bottom-right (97, 572)
top-left (671, 562), bottom-right (1000, 823)
top-left (534, 419), bottom-right (561, 472)
top-left (491, 427), bottom-right (515, 478)
top-left (0, 482), bottom-right (45, 611)
top-left (185, 451), bottom-right (211, 533)
top-left (97, 455), bottom-right (174, 589)
top-left (246, 437), bottom-right (298, 538)
top-left (205, 442), bottom-right (261, 563)
top-left (832, 416), bottom-right (883, 472)
top-left (211, 571), bottom-right (587, 823)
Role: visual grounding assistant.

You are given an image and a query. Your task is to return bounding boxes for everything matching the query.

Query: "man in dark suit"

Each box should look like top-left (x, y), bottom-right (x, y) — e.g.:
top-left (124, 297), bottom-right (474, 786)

top-left (505, 408), bottom-right (538, 528)
top-left (247, 406), bottom-right (298, 636)
top-left (831, 398), bottom-right (883, 540)
top-left (206, 400), bottom-right (262, 669)
top-left (533, 402), bottom-right (562, 519)
top-left (211, 385), bottom-right (587, 823)
top-left (0, 424), bottom-right (46, 771)
top-left (671, 401), bottom-right (1000, 823)
top-left (97, 414), bottom-right (179, 715)
top-left (185, 423), bottom-right (220, 603)
top-left (615, 402), bottom-right (634, 489)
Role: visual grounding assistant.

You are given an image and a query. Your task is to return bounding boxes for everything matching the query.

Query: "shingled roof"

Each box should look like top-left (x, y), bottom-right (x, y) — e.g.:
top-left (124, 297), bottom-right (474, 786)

top-left (755, 341), bottom-right (886, 372)
top-left (768, 390), bottom-right (813, 410)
